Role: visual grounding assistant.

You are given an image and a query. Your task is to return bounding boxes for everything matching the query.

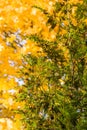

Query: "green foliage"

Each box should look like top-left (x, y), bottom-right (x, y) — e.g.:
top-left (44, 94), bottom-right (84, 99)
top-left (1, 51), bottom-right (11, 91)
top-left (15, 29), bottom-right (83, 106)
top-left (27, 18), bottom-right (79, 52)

top-left (16, 1), bottom-right (87, 130)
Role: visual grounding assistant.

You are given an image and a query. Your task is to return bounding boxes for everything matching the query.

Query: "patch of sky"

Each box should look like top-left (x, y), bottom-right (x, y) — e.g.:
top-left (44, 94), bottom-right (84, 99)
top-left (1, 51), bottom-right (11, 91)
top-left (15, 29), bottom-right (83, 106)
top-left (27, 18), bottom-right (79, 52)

top-left (39, 110), bottom-right (48, 120)
top-left (8, 89), bottom-right (16, 95)
top-left (7, 75), bottom-right (14, 80)
top-left (8, 60), bottom-right (15, 67)
top-left (15, 77), bottom-right (24, 86)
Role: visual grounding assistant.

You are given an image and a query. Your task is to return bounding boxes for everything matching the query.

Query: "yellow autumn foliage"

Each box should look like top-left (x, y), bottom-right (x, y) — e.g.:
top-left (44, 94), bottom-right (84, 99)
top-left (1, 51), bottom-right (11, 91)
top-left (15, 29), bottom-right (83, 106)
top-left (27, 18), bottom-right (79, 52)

top-left (0, 0), bottom-right (86, 129)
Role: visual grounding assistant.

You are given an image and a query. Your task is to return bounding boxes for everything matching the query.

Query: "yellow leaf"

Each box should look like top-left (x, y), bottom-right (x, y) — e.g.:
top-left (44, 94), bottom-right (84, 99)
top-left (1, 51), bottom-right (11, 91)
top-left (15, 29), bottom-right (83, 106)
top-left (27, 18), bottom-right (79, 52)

top-left (71, 18), bottom-right (77, 26)
top-left (6, 34), bottom-right (16, 43)
top-left (84, 19), bottom-right (87, 24)
top-left (39, 85), bottom-right (49, 91)
top-left (59, 29), bottom-right (67, 35)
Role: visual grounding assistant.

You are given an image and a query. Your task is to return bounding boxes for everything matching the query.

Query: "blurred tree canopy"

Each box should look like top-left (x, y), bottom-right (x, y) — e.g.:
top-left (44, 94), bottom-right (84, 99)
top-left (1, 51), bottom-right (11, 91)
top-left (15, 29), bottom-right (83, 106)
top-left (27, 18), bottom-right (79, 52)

top-left (16, 0), bottom-right (87, 130)
top-left (0, 0), bottom-right (87, 129)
